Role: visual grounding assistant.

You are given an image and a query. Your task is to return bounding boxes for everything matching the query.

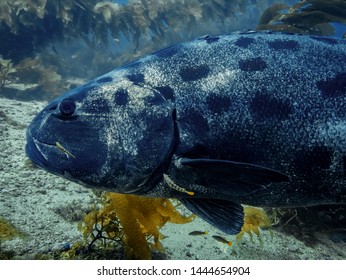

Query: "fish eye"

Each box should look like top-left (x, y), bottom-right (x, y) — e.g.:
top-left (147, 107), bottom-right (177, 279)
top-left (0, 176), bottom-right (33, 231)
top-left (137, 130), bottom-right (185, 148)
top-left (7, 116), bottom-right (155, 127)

top-left (59, 98), bottom-right (76, 117)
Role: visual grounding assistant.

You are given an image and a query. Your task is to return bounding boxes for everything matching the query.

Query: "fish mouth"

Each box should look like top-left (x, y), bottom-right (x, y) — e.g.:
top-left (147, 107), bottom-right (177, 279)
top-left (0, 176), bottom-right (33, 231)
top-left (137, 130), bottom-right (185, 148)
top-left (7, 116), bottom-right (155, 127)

top-left (25, 130), bottom-right (64, 175)
top-left (26, 131), bottom-right (48, 168)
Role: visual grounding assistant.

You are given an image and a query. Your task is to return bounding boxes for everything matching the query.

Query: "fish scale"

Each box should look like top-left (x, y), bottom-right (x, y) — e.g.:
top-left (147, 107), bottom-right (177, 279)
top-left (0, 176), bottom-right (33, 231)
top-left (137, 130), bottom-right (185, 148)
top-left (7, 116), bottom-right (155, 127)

top-left (26, 32), bottom-right (346, 234)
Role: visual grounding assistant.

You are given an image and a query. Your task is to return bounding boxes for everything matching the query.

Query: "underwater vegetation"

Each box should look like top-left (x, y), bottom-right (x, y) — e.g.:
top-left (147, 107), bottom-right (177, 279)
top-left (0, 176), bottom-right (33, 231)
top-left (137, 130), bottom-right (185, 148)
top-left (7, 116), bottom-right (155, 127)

top-left (1, 0), bottom-right (345, 101)
top-left (77, 196), bottom-right (272, 259)
top-left (0, 216), bottom-right (23, 245)
top-left (0, 0), bottom-right (99, 62)
top-left (0, 54), bottom-right (68, 100)
top-left (0, 56), bottom-right (66, 100)
top-left (236, 206), bottom-right (272, 245)
top-left (0, 0), bottom-right (273, 100)
top-left (0, 57), bottom-right (14, 90)
top-left (0, 225), bottom-right (17, 259)
top-left (78, 192), bottom-right (194, 259)
top-left (0, 0), bottom-right (271, 61)
top-left (271, 205), bottom-right (346, 246)
top-left (257, 0), bottom-right (346, 36)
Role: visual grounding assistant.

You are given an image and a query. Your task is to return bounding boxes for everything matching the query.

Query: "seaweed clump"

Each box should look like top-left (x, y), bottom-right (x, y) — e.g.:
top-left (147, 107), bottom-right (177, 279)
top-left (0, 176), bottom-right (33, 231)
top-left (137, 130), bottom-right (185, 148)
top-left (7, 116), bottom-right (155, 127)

top-left (0, 0), bottom-right (273, 101)
top-left (0, 57), bottom-right (15, 90)
top-left (257, 0), bottom-right (346, 37)
top-left (0, 0), bottom-right (98, 62)
top-left (236, 206), bottom-right (272, 245)
top-left (79, 192), bottom-right (194, 259)
top-left (0, 216), bottom-right (23, 245)
top-left (0, 56), bottom-right (67, 100)
top-left (271, 205), bottom-right (346, 246)
top-left (0, 0), bottom-right (271, 62)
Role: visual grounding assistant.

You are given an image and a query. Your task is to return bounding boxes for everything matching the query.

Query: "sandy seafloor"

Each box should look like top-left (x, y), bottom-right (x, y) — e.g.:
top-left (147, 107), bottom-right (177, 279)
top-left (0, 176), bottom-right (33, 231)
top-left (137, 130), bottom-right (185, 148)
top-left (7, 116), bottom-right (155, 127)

top-left (0, 96), bottom-right (345, 260)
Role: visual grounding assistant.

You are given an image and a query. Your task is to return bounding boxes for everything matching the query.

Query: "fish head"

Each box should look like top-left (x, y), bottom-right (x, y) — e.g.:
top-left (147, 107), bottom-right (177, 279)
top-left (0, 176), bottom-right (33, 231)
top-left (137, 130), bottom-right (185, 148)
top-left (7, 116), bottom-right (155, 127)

top-left (26, 73), bottom-right (176, 193)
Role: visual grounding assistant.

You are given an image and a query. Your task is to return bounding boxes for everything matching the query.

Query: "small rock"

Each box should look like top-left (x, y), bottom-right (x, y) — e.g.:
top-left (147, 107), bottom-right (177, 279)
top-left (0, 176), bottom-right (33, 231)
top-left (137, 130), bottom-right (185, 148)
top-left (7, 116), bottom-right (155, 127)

top-left (36, 189), bottom-right (47, 195)
top-left (288, 244), bottom-right (300, 252)
top-left (51, 242), bottom-right (71, 252)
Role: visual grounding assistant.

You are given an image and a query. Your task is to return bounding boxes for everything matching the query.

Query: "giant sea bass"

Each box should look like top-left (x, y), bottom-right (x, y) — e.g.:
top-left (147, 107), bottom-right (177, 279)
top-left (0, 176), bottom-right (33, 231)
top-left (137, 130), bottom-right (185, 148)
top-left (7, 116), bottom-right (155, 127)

top-left (26, 32), bottom-right (346, 234)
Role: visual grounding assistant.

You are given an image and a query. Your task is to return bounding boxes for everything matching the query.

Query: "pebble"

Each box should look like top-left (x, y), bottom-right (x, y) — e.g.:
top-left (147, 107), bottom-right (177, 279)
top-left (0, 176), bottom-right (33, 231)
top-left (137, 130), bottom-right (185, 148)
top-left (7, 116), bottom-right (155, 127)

top-left (288, 244), bottom-right (300, 252)
top-left (36, 189), bottom-right (47, 195)
top-left (51, 242), bottom-right (71, 252)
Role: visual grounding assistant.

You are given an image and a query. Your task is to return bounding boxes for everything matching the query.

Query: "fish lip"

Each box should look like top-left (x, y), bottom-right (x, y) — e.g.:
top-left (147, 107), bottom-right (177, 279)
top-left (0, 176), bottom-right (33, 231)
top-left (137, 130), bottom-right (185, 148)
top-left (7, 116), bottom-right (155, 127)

top-left (25, 131), bottom-right (64, 175)
top-left (26, 132), bottom-right (87, 184)
top-left (25, 131), bottom-right (45, 169)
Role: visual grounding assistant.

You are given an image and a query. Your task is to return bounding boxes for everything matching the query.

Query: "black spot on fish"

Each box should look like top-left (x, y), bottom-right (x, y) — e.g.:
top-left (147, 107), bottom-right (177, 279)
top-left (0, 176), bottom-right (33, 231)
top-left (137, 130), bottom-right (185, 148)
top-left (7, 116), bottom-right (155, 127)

top-left (239, 57), bottom-right (267, 72)
top-left (83, 98), bottom-right (111, 114)
top-left (317, 73), bottom-right (346, 98)
top-left (294, 146), bottom-right (333, 175)
top-left (97, 76), bottom-right (113, 84)
top-left (180, 65), bottom-right (210, 82)
top-left (235, 37), bottom-right (255, 48)
top-left (201, 35), bottom-right (220, 44)
top-left (250, 92), bottom-right (292, 120)
top-left (206, 94), bottom-right (232, 113)
top-left (310, 36), bottom-right (338, 45)
top-left (154, 46), bottom-right (179, 58)
top-left (179, 109), bottom-right (209, 134)
top-left (268, 39), bottom-right (299, 50)
top-left (126, 73), bottom-right (145, 84)
top-left (144, 91), bottom-right (166, 106)
top-left (155, 86), bottom-right (175, 101)
top-left (343, 156), bottom-right (346, 176)
top-left (114, 89), bottom-right (128, 106)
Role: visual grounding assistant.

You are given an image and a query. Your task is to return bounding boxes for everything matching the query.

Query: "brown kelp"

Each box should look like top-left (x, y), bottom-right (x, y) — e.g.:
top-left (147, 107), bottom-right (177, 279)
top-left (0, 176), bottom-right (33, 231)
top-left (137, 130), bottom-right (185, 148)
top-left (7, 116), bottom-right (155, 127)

top-left (0, 216), bottom-right (23, 259)
top-left (0, 58), bottom-right (14, 90)
top-left (0, 216), bottom-right (23, 243)
top-left (0, 0), bottom-right (272, 61)
top-left (270, 205), bottom-right (346, 246)
top-left (78, 192), bottom-right (194, 259)
top-left (0, 56), bottom-right (66, 100)
top-left (257, 0), bottom-right (346, 36)
top-left (236, 206), bottom-right (272, 245)
top-left (0, 0), bottom-right (97, 62)
top-left (0, 0), bottom-right (275, 100)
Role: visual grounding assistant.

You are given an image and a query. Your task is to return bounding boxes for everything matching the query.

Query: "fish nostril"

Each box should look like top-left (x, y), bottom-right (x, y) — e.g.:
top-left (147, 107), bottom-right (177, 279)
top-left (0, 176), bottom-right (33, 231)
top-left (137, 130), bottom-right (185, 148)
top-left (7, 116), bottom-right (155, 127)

top-left (59, 98), bottom-right (76, 117)
top-left (48, 105), bottom-right (57, 111)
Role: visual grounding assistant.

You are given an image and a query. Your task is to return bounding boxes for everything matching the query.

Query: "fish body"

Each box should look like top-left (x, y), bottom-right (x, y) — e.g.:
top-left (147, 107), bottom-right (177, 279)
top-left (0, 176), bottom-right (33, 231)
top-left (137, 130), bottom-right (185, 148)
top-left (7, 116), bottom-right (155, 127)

top-left (26, 32), bottom-right (346, 234)
top-left (189, 230), bottom-right (208, 236)
top-left (212, 235), bottom-right (233, 246)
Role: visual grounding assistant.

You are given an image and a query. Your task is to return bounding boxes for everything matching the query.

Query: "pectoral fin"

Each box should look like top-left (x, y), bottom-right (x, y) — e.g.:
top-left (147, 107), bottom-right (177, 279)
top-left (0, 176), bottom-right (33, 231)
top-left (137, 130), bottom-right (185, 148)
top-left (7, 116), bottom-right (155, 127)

top-left (178, 157), bottom-right (290, 195)
top-left (179, 198), bottom-right (244, 234)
